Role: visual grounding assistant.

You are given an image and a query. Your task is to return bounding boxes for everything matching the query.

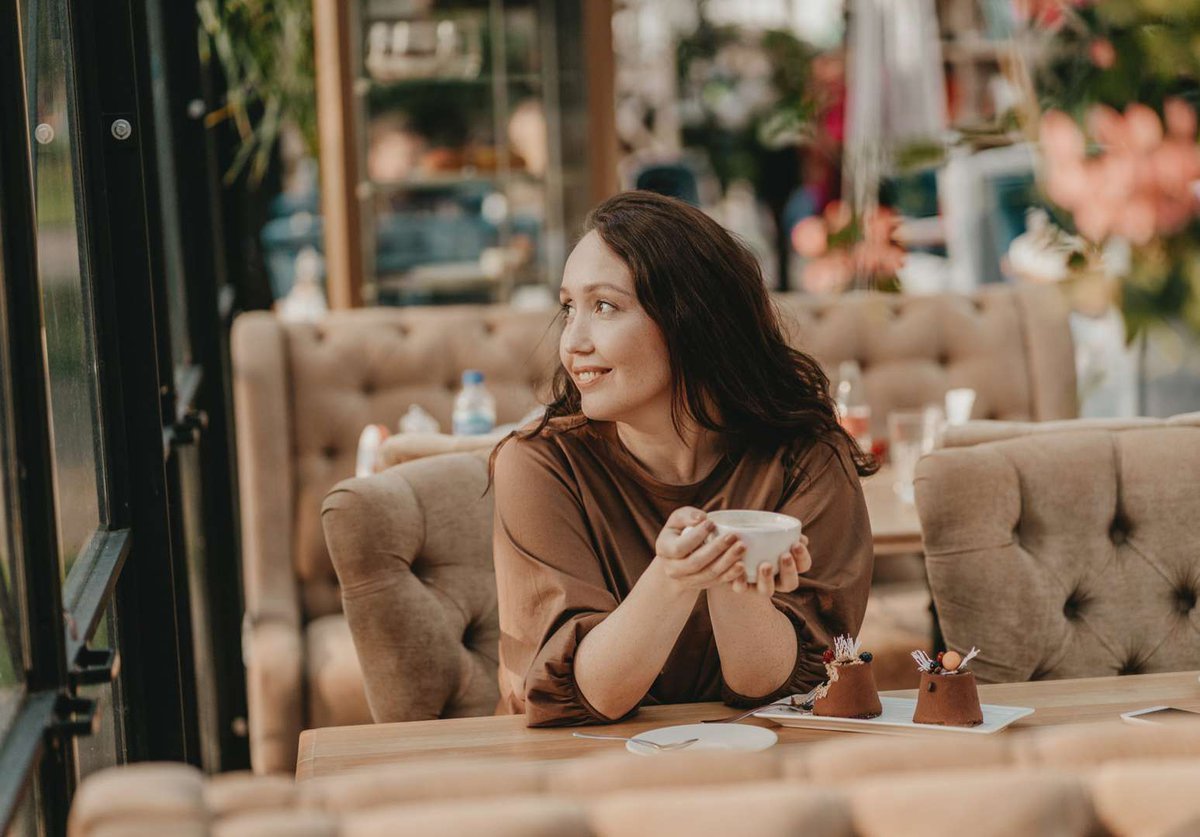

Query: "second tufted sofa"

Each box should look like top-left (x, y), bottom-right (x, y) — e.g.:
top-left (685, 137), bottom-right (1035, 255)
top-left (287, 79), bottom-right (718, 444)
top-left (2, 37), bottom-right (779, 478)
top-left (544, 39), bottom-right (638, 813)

top-left (914, 414), bottom-right (1200, 683)
top-left (231, 284), bottom-right (1076, 772)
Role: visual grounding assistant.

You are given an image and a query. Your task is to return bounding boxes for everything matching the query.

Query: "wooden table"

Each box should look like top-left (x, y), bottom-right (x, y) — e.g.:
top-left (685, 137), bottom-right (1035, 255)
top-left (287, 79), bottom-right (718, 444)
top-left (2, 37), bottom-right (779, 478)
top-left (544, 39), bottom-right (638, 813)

top-left (863, 465), bottom-right (923, 556)
top-left (296, 670), bottom-right (1200, 780)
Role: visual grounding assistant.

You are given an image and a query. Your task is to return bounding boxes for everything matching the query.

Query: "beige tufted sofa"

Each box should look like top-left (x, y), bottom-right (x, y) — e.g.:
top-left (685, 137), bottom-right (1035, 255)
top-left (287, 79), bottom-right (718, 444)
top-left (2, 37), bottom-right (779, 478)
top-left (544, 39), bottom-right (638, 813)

top-left (68, 722), bottom-right (1200, 836)
top-left (232, 284), bottom-right (1076, 772)
top-left (914, 414), bottom-right (1200, 683)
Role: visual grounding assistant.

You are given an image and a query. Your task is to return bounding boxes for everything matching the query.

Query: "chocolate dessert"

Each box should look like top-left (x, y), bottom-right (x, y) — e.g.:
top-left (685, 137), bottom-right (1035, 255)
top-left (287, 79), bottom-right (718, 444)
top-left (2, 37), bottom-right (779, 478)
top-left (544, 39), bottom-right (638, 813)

top-left (910, 648), bottom-right (984, 727)
top-left (811, 635), bottom-right (883, 719)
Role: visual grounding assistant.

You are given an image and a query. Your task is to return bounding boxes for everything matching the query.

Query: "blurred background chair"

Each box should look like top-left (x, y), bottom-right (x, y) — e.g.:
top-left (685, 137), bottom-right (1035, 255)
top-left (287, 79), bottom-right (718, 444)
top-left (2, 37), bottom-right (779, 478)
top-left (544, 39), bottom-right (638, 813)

top-left (914, 414), bottom-right (1200, 683)
top-left (231, 307), bottom-right (556, 773)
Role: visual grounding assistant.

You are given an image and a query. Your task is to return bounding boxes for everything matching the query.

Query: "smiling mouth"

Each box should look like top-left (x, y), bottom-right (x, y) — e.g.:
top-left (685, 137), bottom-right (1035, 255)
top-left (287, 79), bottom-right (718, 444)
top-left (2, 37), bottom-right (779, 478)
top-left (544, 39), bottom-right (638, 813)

top-left (574, 369), bottom-right (610, 386)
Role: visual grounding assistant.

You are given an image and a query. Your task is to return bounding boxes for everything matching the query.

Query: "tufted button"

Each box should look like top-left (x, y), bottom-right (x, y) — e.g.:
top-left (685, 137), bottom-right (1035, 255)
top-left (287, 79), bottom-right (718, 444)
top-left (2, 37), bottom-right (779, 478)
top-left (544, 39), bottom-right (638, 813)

top-left (395, 324), bottom-right (410, 337)
top-left (1109, 516), bottom-right (1129, 545)
top-left (1118, 656), bottom-right (1145, 676)
top-left (482, 321), bottom-right (496, 336)
top-left (1174, 586), bottom-right (1198, 615)
top-left (313, 326), bottom-right (326, 343)
top-left (362, 380), bottom-right (376, 396)
top-left (322, 445), bottom-right (338, 460)
top-left (1062, 589), bottom-right (1089, 621)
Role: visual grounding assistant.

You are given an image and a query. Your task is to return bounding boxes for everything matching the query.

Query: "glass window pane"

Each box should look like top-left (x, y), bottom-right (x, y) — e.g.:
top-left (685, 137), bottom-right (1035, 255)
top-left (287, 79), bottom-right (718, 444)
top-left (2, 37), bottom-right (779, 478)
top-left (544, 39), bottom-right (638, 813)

top-left (0, 319), bottom-right (23, 740)
top-left (25, 0), bottom-right (103, 577)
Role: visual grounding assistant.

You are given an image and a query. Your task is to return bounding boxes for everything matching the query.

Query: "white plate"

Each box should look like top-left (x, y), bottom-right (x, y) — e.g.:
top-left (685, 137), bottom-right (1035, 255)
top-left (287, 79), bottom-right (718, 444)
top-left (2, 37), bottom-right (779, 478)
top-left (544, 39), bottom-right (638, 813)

top-left (754, 695), bottom-right (1033, 735)
top-left (626, 723), bottom-right (778, 756)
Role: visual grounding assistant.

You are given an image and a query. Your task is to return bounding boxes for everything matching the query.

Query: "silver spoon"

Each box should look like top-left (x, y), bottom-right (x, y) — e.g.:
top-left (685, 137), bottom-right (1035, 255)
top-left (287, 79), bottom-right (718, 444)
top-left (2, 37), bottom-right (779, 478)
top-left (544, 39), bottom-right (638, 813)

top-left (702, 684), bottom-right (824, 724)
top-left (572, 732), bottom-right (699, 751)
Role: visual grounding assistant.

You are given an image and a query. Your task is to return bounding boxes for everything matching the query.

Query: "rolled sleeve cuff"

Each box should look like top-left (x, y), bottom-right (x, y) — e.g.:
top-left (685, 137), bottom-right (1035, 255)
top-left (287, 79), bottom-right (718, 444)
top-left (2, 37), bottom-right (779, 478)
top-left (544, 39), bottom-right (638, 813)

top-left (524, 612), bottom-right (637, 727)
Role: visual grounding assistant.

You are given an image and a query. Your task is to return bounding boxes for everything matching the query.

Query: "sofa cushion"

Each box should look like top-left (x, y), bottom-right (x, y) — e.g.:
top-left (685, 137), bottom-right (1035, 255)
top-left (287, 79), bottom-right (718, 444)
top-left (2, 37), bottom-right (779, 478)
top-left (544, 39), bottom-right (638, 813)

top-left (340, 796), bottom-right (590, 837)
top-left (213, 810), bottom-right (338, 837)
top-left (587, 782), bottom-right (853, 837)
top-left (1016, 721), bottom-right (1200, 768)
top-left (546, 751), bottom-right (780, 797)
top-left (299, 759), bottom-right (546, 810)
top-left (916, 423), bottom-right (1200, 682)
top-left (67, 763), bottom-right (206, 837)
top-left (305, 614), bottom-right (373, 729)
top-left (1090, 759), bottom-right (1200, 837)
top-left (848, 769), bottom-right (1098, 837)
top-left (786, 735), bottom-right (1011, 783)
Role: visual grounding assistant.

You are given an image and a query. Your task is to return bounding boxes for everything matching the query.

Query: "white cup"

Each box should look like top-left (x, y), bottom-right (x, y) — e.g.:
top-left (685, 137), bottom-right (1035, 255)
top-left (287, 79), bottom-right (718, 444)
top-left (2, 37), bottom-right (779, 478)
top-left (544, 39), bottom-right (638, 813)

top-left (683, 510), bottom-right (803, 582)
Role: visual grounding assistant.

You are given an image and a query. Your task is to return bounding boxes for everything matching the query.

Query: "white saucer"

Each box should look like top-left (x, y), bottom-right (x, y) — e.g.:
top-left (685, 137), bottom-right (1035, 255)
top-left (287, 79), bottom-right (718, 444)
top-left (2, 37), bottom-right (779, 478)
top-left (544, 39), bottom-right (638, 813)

top-left (626, 723), bottom-right (778, 756)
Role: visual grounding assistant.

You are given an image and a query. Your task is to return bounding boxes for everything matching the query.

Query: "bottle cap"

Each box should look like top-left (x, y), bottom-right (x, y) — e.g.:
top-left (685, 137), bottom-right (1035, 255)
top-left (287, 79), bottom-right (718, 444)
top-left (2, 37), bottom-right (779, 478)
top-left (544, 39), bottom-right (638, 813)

top-left (462, 370), bottom-right (484, 385)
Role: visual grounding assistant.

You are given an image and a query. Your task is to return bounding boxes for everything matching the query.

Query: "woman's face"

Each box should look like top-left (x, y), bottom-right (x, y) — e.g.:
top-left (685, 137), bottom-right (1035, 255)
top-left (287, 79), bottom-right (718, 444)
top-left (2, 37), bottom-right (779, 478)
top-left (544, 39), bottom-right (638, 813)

top-left (558, 231), bottom-right (673, 427)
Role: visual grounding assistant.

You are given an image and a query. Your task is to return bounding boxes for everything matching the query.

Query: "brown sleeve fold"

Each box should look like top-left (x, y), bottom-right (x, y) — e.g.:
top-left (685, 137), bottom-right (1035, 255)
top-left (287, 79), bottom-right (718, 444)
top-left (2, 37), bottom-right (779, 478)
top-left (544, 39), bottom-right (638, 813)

top-left (722, 439), bottom-right (874, 706)
top-left (493, 438), bottom-right (632, 726)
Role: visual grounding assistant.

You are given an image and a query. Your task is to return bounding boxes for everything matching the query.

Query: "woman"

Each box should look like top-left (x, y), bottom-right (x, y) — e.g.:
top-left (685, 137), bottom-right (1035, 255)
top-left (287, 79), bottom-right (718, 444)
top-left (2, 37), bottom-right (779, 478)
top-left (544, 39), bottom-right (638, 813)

top-left (491, 191), bottom-right (876, 726)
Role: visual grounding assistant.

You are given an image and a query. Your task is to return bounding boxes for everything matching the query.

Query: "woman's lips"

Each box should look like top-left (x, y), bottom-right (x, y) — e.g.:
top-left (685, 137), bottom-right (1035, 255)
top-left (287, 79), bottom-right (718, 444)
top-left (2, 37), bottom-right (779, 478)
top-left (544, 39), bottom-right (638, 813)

top-left (574, 369), bottom-right (611, 389)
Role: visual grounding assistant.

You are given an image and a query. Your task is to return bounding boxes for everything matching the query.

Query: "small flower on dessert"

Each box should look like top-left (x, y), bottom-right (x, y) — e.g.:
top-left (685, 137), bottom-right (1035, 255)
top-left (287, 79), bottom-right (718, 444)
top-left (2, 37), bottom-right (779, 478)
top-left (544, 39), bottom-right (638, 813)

top-left (912, 647), bottom-right (979, 675)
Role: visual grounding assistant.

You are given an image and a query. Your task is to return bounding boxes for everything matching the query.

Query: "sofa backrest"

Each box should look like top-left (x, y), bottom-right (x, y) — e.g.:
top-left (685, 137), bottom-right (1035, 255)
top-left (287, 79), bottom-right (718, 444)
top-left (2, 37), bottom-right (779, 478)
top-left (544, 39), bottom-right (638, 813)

top-left (233, 284), bottom-right (1076, 627)
top-left (773, 284), bottom-right (1077, 438)
top-left (914, 418), bottom-right (1200, 683)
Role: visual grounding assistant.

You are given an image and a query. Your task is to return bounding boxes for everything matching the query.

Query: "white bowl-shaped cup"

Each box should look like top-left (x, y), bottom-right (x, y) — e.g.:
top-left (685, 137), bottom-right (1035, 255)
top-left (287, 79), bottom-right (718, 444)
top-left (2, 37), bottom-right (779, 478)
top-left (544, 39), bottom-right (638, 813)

top-left (683, 510), bottom-right (803, 582)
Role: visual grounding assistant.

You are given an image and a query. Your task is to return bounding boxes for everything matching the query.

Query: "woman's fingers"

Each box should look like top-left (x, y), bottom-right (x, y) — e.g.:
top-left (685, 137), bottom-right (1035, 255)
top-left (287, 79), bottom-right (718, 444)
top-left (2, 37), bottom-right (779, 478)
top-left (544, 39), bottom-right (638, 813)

top-left (791, 540), bottom-right (812, 574)
top-left (665, 506), bottom-right (706, 532)
top-left (776, 552), bottom-right (801, 593)
top-left (679, 531), bottom-right (740, 575)
top-left (755, 562), bottom-right (776, 596)
top-left (656, 507), bottom-right (711, 559)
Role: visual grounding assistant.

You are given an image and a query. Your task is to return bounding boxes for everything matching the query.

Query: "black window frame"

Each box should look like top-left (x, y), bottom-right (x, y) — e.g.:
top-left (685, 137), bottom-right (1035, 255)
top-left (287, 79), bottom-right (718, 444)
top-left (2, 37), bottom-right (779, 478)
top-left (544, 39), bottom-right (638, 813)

top-left (0, 0), bottom-right (249, 829)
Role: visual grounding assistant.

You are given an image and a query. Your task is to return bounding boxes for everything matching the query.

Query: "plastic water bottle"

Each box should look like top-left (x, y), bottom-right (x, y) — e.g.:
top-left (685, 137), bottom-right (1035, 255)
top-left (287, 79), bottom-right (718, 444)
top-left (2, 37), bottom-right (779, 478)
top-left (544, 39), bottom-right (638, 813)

top-left (452, 370), bottom-right (496, 436)
top-left (835, 360), bottom-right (872, 451)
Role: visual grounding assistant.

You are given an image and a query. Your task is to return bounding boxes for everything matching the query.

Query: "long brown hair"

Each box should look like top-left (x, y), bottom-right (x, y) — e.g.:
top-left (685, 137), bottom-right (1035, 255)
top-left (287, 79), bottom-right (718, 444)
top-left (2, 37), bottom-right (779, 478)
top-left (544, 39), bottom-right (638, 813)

top-left (492, 190), bottom-right (877, 485)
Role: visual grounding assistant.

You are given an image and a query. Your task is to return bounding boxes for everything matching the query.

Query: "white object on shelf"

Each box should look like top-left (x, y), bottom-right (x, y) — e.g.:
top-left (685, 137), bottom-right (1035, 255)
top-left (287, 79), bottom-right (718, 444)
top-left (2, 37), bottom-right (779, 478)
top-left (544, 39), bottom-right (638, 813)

top-left (277, 247), bottom-right (328, 323)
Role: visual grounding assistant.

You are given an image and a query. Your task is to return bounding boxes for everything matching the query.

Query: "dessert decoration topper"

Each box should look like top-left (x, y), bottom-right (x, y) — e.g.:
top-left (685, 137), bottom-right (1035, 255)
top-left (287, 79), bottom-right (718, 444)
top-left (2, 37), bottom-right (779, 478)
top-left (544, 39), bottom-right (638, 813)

top-left (911, 647), bottom-right (979, 675)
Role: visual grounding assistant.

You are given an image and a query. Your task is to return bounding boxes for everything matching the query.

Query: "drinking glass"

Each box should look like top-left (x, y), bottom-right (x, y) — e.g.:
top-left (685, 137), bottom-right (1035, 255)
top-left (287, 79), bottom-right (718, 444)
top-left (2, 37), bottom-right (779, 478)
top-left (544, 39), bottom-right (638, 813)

top-left (888, 408), bottom-right (941, 503)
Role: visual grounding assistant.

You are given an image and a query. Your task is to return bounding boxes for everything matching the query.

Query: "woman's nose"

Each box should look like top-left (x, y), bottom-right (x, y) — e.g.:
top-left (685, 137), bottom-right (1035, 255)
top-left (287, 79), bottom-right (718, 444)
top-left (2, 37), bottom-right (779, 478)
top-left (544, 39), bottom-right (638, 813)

top-left (561, 314), bottom-right (593, 354)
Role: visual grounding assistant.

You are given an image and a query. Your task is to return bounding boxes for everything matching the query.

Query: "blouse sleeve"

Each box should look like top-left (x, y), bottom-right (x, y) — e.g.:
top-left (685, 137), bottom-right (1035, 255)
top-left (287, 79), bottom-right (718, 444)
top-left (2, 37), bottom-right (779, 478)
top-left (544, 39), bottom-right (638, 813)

top-left (721, 439), bottom-right (874, 706)
top-left (492, 437), bottom-right (629, 727)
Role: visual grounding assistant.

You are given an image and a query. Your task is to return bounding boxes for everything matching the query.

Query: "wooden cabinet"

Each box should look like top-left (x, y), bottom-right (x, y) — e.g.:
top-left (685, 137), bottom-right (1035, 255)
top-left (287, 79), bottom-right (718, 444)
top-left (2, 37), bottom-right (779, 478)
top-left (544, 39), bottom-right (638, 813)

top-left (315, 0), bottom-right (616, 308)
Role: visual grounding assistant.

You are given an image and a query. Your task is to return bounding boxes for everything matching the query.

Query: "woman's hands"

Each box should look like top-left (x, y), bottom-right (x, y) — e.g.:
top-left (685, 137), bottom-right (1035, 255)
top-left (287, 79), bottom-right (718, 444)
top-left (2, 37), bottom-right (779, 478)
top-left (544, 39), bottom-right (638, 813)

top-left (654, 507), bottom-right (749, 593)
top-left (655, 508), bottom-right (812, 597)
top-left (732, 534), bottom-right (810, 596)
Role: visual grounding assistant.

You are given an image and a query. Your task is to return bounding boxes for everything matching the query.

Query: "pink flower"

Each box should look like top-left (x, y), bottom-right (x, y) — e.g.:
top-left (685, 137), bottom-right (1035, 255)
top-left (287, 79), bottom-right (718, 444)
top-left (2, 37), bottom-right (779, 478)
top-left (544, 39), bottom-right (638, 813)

top-left (791, 217), bottom-right (829, 257)
top-left (1088, 38), bottom-right (1116, 69)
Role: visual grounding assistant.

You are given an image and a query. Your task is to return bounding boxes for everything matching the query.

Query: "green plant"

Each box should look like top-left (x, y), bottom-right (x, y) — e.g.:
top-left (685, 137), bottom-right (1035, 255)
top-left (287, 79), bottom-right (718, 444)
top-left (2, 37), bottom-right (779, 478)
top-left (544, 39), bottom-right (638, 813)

top-left (197, 0), bottom-right (316, 184)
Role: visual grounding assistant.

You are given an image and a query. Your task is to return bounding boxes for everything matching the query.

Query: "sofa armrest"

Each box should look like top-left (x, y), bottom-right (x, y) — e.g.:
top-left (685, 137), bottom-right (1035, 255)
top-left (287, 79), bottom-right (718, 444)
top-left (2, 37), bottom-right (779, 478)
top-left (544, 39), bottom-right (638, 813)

top-left (377, 430), bottom-right (506, 469)
top-left (322, 453), bottom-right (499, 723)
top-left (243, 617), bottom-right (304, 774)
top-left (232, 313), bottom-right (301, 629)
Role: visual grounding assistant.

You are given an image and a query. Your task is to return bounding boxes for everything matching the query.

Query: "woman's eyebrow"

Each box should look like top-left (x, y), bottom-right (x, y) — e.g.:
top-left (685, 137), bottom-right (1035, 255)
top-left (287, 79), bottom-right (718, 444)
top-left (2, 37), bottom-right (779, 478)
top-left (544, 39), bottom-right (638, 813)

top-left (561, 282), bottom-right (634, 299)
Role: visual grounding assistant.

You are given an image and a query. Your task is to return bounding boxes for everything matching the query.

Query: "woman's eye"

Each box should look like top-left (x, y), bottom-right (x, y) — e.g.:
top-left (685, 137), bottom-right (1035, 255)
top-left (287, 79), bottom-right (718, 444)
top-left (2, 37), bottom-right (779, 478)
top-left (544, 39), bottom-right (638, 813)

top-left (559, 302), bottom-right (574, 317)
top-left (596, 300), bottom-right (616, 314)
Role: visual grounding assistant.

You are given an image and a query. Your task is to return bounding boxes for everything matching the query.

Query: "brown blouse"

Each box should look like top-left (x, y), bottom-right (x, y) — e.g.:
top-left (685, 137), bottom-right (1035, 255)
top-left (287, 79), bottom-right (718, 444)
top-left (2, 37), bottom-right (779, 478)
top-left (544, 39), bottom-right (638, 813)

top-left (492, 419), bottom-right (873, 726)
